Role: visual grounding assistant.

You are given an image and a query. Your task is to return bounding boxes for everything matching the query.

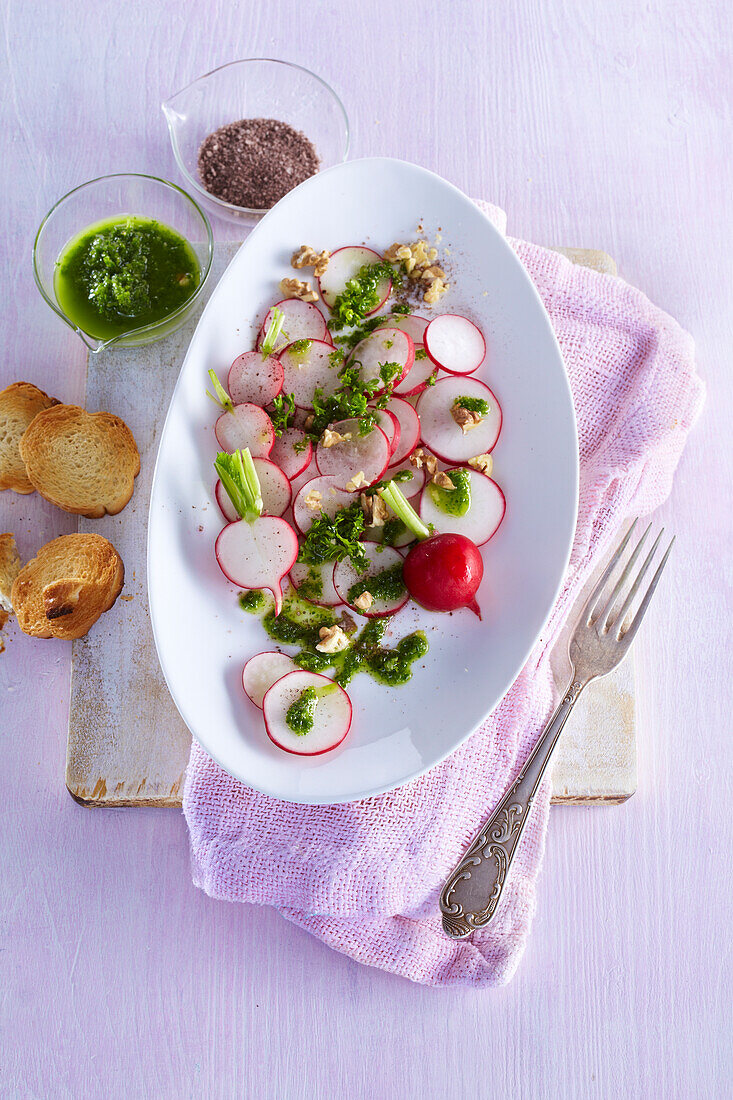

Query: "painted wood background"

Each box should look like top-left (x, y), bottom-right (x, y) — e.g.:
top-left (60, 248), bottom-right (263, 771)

top-left (1, 1), bottom-right (730, 1096)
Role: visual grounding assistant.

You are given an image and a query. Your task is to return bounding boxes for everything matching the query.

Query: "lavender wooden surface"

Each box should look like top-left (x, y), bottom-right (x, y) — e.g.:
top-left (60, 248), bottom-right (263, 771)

top-left (1, 2), bottom-right (730, 1096)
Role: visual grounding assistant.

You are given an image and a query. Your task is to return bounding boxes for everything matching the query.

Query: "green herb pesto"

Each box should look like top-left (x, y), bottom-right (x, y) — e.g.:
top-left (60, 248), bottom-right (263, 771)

top-left (427, 467), bottom-right (472, 517)
top-left (262, 588), bottom-right (336, 649)
top-left (297, 502), bottom-right (368, 572)
top-left (328, 261), bottom-right (400, 330)
top-left (414, 347), bottom-right (428, 360)
top-left (289, 338), bottom-right (313, 360)
top-left (238, 589), bottom-right (266, 613)
top-left (424, 371), bottom-right (438, 386)
top-left (295, 566), bottom-right (324, 602)
top-left (336, 620), bottom-right (428, 687)
top-left (454, 395), bottom-right (490, 415)
top-left (286, 687), bottom-right (318, 735)
top-left (382, 517), bottom-right (408, 545)
top-left (347, 563), bottom-right (406, 606)
top-left (54, 216), bottom-right (199, 339)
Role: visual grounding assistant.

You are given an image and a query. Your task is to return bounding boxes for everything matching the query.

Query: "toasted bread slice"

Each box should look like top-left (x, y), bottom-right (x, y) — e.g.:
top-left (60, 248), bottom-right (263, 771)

top-left (11, 533), bottom-right (124, 640)
top-left (0, 382), bottom-right (58, 494)
top-left (19, 404), bottom-right (140, 517)
top-left (0, 533), bottom-right (21, 629)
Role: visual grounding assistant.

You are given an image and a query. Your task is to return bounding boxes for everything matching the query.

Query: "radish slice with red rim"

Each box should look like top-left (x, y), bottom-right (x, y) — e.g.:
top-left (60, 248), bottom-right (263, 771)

top-left (242, 651), bottom-right (297, 709)
top-left (361, 521), bottom-right (417, 549)
top-left (419, 468), bottom-right (506, 545)
top-left (256, 299), bottom-right (328, 351)
top-left (424, 314), bottom-right (486, 375)
top-left (269, 428), bottom-right (313, 480)
top-left (369, 408), bottom-right (399, 456)
top-left (292, 475), bottom-right (355, 534)
top-left (216, 458), bottom-right (291, 522)
top-left (227, 352), bottom-right (283, 406)
top-left (215, 516), bottom-right (298, 615)
top-left (416, 376), bottom-right (501, 462)
top-left (215, 404), bottom-right (275, 457)
top-left (279, 339), bottom-right (342, 409)
top-left (392, 354), bottom-right (438, 396)
top-left (385, 314), bottom-right (429, 345)
top-left (263, 671), bottom-right (352, 756)
top-left (288, 455), bottom-right (319, 498)
top-left (289, 561), bottom-right (342, 607)
top-left (384, 454), bottom-right (426, 499)
top-left (346, 328), bottom-right (414, 393)
top-left (318, 246), bottom-right (391, 312)
top-left (385, 398), bottom-right (420, 466)
top-left (333, 544), bottom-right (408, 617)
top-left (315, 419), bottom-right (390, 489)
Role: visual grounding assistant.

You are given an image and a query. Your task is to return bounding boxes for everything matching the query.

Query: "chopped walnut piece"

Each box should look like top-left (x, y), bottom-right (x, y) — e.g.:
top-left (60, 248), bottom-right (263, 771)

top-left (360, 491), bottom-right (389, 527)
top-left (337, 611), bottom-right (357, 636)
top-left (420, 265), bottom-right (446, 282)
top-left (432, 471), bottom-right (455, 490)
top-left (383, 242), bottom-right (405, 262)
top-left (423, 277), bottom-right (448, 305)
top-left (451, 405), bottom-right (483, 433)
top-left (291, 245), bottom-right (330, 277)
top-left (316, 624), bottom-right (350, 653)
top-left (353, 591), bottom-right (373, 612)
top-left (410, 448), bottom-right (438, 476)
top-left (320, 427), bottom-right (351, 448)
top-left (304, 414), bottom-right (315, 430)
top-left (467, 453), bottom-right (494, 476)
top-left (279, 277), bottom-right (319, 302)
top-left (345, 470), bottom-right (368, 492)
top-left (304, 489), bottom-right (322, 511)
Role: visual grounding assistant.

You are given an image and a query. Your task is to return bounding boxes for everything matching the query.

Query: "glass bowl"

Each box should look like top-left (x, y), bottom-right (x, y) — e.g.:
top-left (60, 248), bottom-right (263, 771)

top-left (33, 173), bottom-right (214, 353)
top-left (162, 58), bottom-right (350, 225)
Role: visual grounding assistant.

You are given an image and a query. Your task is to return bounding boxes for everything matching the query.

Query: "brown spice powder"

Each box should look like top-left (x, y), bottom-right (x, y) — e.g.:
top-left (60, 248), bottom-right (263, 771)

top-left (197, 117), bottom-right (320, 210)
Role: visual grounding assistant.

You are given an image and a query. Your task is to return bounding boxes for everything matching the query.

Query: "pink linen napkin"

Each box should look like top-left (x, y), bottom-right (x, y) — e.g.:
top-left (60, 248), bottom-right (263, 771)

top-left (183, 203), bottom-right (704, 986)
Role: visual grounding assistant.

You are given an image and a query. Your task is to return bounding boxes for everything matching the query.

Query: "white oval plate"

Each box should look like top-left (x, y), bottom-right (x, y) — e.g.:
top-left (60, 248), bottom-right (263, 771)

top-left (148, 158), bottom-right (578, 805)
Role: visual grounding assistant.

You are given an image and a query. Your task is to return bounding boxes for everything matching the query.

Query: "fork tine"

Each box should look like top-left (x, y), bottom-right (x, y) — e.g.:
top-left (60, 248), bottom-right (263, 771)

top-left (581, 519), bottom-right (639, 624)
top-left (597, 522), bottom-right (653, 632)
top-left (618, 536), bottom-right (675, 645)
top-left (612, 527), bottom-right (665, 636)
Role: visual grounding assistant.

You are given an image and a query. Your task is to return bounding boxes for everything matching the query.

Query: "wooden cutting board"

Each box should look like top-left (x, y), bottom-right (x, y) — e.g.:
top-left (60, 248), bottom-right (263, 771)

top-left (66, 243), bottom-right (636, 808)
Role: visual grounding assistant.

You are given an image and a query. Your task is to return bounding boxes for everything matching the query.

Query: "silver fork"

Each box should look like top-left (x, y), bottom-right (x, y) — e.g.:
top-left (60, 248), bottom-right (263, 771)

top-left (440, 519), bottom-right (674, 939)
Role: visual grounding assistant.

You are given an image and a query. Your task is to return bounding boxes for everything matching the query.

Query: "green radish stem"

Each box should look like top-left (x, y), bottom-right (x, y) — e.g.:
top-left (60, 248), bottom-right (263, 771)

top-left (379, 482), bottom-right (431, 541)
top-left (207, 369), bottom-right (233, 413)
top-left (260, 307), bottom-right (287, 358)
top-left (215, 448), bottom-right (263, 523)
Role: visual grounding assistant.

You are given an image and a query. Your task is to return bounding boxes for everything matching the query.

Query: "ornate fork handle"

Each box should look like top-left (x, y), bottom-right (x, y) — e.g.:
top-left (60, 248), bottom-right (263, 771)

top-left (440, 674), bottom-right (586, 938)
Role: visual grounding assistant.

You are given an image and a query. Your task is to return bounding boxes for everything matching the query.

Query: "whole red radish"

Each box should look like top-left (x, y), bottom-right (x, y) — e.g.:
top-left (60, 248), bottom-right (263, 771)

top-left (403, 533), bottom-right (484, 618)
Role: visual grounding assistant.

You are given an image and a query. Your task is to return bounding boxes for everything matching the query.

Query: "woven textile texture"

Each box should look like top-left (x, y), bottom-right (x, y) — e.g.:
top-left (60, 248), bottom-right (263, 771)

top-left (183, 203), bottom-right (705, 986)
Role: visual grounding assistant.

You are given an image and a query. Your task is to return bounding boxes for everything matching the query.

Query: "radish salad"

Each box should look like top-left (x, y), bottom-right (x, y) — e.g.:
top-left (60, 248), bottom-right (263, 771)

top-left (209, 239), bottom-right (505, 756)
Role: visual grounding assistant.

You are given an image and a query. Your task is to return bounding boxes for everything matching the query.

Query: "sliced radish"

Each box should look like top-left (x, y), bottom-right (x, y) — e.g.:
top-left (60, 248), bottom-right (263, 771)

top-left (416, 377), bottom-right (502, 462)
top-left (392, 354), bottom-right (438, 396)
top-left (385, 314), bottom-right (429, 345)
top-left (215, 404), bottom-right (275, 457)
top-left (318, 246), bottom-right (390, 312)
top-left (333, 544), bottom-right (408, 618)
top-left (263, 671), bottom-right (352, 756)
top-left (315, 419), bottom-right (390, 489)
top-left (242, 651), bottom-right (297, 709)
top-left (227, 351), bottom-right (283, 406)
top-left (361, 522), bottom-right (417, 550)
top-left (384, 454), bottom-right (426, 499)
top-left (385, 398), bottom-right (420, 466)
top-left (347, 328), bottom-right (414, 393)
top-left (279, 339), bottom-right (342, 409)
top-left (424, 315), bottom-right (486, 375)
top-left (288, 454), bottom-right (319, 498)
top-left (289, 561), bottom-right (342, 607)
top-left (293, 475), bottom-right (355, 534)
top-left (216, 459), bottom-right (290, 522)
top-left (256, 299), bottom-right (328, 352)
top-left (370, 408), bottom-right (399, 457)
top-left (269, 428), bottom-right (313, 480)
top-left (419, 469), bottom-right (506, 545)
top-left (215, 516), bottom-right (298, 615)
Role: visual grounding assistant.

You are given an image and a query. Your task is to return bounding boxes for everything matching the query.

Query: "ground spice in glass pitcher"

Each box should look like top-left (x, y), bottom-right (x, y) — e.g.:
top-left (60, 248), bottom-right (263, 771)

top-left (197, 118), bottom-right (320, 210)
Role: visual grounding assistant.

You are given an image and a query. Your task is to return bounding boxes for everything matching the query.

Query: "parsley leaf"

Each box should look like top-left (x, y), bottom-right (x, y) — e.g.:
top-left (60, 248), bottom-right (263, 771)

top-left (297, 503), bottom-right (369, 572)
